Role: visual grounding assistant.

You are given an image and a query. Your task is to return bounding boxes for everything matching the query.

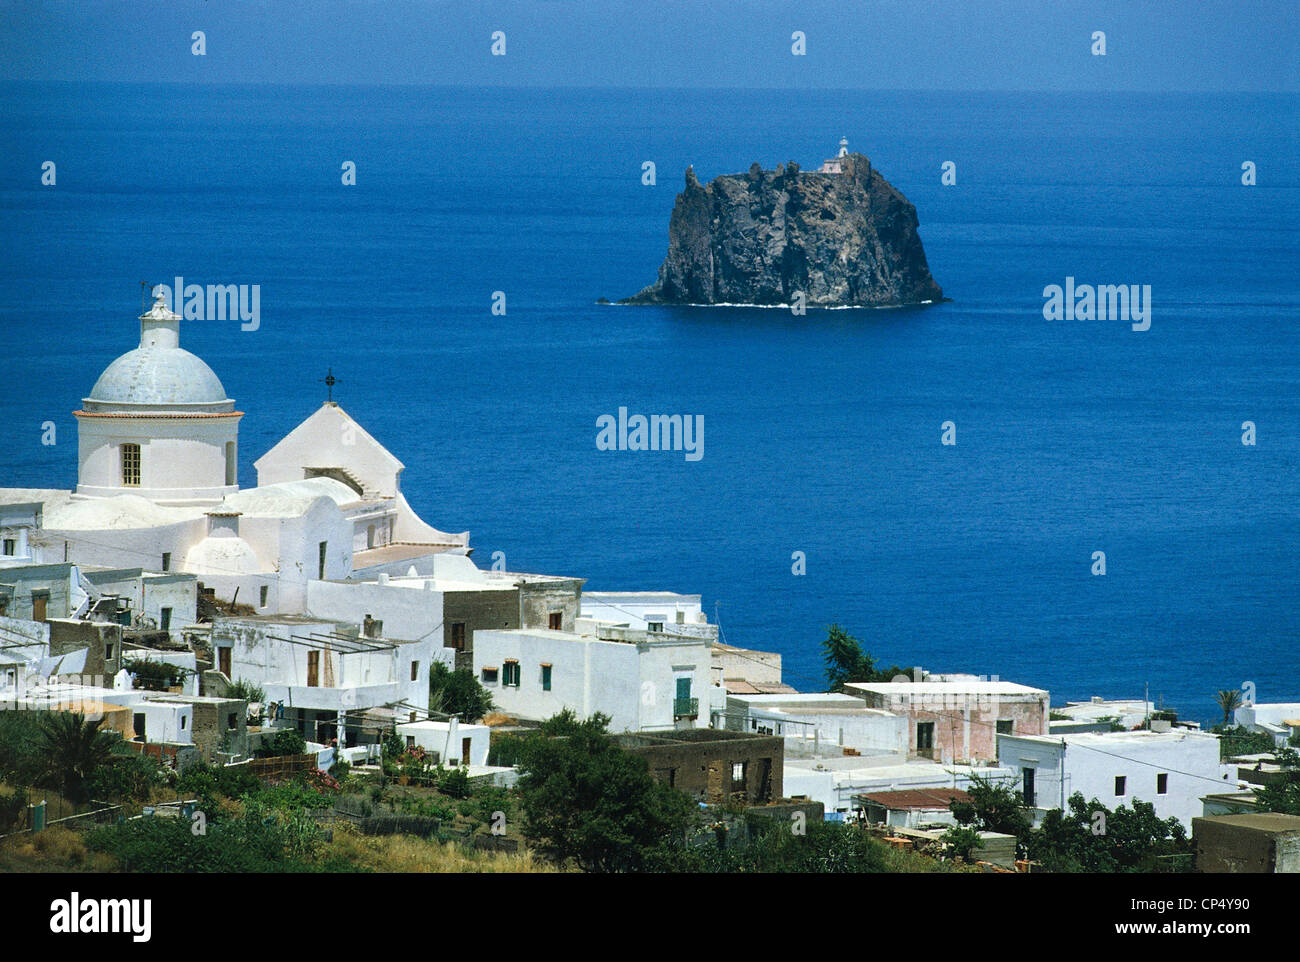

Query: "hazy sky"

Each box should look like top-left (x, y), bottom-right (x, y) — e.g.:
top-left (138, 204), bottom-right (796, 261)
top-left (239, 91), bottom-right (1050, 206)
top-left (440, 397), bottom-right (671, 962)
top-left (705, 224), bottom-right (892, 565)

top-left (1, 0), bottom-right (1296, 90)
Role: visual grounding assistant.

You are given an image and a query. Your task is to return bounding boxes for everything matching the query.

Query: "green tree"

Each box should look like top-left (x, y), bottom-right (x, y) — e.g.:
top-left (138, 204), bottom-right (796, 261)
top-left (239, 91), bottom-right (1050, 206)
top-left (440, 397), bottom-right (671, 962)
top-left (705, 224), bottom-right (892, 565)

top-left (822, 625), bottom-right (873, 689)
top-left (428, 662), bottom-right (494, 721)
top-left (1214, 689), bottom-right (1243, 727)
top-left (949, 773), bottom-right (1034, 849)
top-left (0, 711), bottom-right (45, 786)
top-left (940, 825), bottom-right (985, 862)
top-left (36, 712), bottom-right (120, 803)
top-left (1254, 748), bottom-right (1300, 815)
top-left (821, 625), bottom-right (911, 690)
top-left (1028, 793), bottom-right (1188, 872)
top-left (256, 728), bottom-right (307, 758)
top-left (515, 711), bottom-right (694, 872)
top-left (1211, 724), bottom-right (1276, 760)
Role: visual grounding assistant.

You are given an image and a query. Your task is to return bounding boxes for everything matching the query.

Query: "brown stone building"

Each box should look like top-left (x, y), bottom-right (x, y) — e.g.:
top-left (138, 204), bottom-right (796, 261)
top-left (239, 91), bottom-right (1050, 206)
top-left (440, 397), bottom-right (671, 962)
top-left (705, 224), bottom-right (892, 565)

top-left (1194, 813), bottom-right (1300, 873)
top-left (618, 729), bottom-right (783, 804)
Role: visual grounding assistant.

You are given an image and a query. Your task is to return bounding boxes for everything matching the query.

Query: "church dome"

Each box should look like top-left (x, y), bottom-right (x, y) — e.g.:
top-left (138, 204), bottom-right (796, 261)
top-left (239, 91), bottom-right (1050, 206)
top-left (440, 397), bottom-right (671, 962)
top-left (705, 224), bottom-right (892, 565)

top-left (80, 291), bottom-right (235, 413)
top-left (88, 346), bottom-right (231, 408)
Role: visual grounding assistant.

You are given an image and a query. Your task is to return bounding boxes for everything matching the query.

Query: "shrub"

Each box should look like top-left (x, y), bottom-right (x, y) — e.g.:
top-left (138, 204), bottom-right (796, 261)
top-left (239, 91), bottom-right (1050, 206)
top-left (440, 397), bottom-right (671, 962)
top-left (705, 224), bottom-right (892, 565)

top-left (226, 679), bottom-right (266, 703)
top-left (438, 766), bottom-right (471, 800)
top-left (87, 811), bottom-right (319, 872)
top-left (123, 658), bottom-right (192, 691)
top-left (256, 728), bottom-right (307, 758)
top-left (85, 750), bottom-right (169, 803)
top-left (0, 789), bottom-right (29, 832)
top-left (941, 825), bottom-right (985, 861)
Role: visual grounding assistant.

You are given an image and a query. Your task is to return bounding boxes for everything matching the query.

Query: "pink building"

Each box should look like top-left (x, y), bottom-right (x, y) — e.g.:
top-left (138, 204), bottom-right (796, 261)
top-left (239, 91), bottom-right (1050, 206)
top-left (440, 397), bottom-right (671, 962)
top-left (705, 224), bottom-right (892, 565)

top-left (844, 679), bottom-right (1049, 764)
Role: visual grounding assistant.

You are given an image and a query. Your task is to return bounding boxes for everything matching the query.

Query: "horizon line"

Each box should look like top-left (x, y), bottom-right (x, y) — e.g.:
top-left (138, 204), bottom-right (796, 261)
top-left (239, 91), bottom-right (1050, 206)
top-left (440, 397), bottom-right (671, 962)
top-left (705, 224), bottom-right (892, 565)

top-left (2, 80), bottom-right (1295, 96)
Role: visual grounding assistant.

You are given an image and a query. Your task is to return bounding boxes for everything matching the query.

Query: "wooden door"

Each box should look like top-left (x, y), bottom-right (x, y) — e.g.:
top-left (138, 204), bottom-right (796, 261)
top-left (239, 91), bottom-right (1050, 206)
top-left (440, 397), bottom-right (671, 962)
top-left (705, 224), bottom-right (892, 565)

top-left (218, 647), bottom-right (231, 678)
top-left (307, 650), bottom-right (320, 687)
top-left (462, 737), bottom-right (472, 766)
top-left (32, 595), bottom-right (47, 622)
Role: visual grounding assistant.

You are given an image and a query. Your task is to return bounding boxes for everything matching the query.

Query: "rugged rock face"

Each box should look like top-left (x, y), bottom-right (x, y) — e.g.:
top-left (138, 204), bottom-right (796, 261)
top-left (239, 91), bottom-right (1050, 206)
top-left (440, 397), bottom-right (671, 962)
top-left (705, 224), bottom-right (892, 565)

top-left (622, 154), bottom-right (943, 307)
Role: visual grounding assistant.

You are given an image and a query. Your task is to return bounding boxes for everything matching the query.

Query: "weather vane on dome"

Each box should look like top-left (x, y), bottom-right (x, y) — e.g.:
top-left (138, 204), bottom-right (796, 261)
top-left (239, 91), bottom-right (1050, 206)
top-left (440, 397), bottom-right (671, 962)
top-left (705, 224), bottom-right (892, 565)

top-left (322, 368), bottom-right (341, 403)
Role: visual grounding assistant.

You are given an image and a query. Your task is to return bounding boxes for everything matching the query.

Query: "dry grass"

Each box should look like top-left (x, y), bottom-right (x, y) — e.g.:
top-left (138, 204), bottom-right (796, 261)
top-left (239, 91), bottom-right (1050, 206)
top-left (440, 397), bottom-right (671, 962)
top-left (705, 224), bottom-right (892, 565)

top-left (0, 826), bottom-right (118, 873)
top-left (481, 712), bottom-right (518, 727)
top-left (323, 822), bottom-right (565, 873)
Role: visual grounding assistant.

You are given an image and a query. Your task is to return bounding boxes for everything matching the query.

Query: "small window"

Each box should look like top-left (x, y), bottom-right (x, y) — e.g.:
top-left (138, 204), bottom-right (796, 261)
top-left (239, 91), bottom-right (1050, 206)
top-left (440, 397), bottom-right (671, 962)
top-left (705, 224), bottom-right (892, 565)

top-left (318, 541), bottom-right (328, 580)
top-left (541, 664), bottom-right (552, 691)
top-left (481, 667), bottom-right (499, 684)
top-left (227, 713), bottom-right (237, 730)
top-left (1114, 776), bottom-right (1127, 797)
top-left (260, 585), bottom-right (269, 608)
top-left (502, 662), bottom-right (520, 687)
top-left (105, 643), bottom-right (115, 661)
top-left (410, 661), bottom-right (419, 682)
top-left (121, 443), bottom-right (141, 487)
top-left (450, 623), bottom-right (467, 651)
top-left (181, 716), bottom-right (187, 731)
top-left (161, 552), bottom-right (171, 572)
top-left (2, 539), bottom-right (14, 556)
top-left (647, 621), bottom-right (664, 633)
top-left (1156, 773), bottom-right (1168, 795)
top-left (548, 612), bottom-right (563, 631)
top-left (731, 761), bottom-right (746, 783)
top-left (406, 735), bottom-right (415, 749)
top-left (996, 719), bottom-right (1013, 735)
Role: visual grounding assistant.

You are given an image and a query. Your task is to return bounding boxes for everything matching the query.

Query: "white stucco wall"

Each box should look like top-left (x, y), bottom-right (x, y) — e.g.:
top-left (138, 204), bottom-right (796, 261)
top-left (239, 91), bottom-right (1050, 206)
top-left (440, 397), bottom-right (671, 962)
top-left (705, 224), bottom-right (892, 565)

top-left (396, 720), bottom-right (490, 765)
top-left (727, 694), bottom-right (908, 754)
top-left (212, 617), bottom-right (431, 715)
top-left (132, 699), bottom-right (193, 744)
top-left (997, 731), bottom-right (1234, 830)
top-left (472, 628), bottom-right (710, 733)
top-left (76, 415), bottom-right (241, 504)
top-left (307, 578), bottom-right (445, 643)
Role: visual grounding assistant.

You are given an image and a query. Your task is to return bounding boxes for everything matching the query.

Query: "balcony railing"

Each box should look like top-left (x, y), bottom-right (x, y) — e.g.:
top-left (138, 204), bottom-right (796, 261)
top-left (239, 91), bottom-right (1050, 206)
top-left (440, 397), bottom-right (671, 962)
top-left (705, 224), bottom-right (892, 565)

top-left (673, 697), bottom-right (699, 718)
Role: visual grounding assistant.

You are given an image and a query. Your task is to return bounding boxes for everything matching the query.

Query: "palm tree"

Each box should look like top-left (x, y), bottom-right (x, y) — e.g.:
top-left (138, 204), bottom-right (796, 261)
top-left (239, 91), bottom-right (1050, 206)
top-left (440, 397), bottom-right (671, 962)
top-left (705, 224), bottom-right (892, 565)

top-left (1215, 689), bottom-right (1243, 728)
top-left (36, 712), bottom-right (119, 803)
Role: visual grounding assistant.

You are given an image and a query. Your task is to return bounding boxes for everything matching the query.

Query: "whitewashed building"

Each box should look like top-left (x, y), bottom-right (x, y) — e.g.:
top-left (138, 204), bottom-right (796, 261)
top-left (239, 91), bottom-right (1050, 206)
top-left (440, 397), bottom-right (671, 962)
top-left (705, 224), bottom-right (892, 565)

top-left (722, 692), bottom-right (908, 757)
top-left (996, 729), bottom-right (1238, 830)
top-left (210, 615), bottom-right (439, 746)
top-left (472, 622), bottom-right (711, 733)
top-left (1053, 696), bottom-right (1154, 731)
top-left (396, 718), bottom-right (490, 767)
top-left (1234, 702), bottom-right (1300, 746)
top-left (0, 291), bottom-right (470, 618)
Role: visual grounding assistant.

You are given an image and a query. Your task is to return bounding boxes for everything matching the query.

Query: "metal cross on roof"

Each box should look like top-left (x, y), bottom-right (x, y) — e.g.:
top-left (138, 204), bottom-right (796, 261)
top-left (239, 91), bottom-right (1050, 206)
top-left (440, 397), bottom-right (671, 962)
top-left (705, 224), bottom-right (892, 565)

top-left (322, 368), bottom-right (340, 402)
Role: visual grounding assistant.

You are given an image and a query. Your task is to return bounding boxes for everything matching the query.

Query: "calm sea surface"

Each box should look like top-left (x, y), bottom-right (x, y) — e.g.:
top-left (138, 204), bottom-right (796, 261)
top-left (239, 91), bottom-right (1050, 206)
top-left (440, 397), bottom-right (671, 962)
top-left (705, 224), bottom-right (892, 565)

top-left (1, 84), bottom-right (1296, 723)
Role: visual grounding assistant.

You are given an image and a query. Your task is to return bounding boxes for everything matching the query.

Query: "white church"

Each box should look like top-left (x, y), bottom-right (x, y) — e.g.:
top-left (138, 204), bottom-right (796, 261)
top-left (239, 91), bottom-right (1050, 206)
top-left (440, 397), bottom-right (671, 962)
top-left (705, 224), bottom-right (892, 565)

top-left (0, 291), bottom-right (471, 615)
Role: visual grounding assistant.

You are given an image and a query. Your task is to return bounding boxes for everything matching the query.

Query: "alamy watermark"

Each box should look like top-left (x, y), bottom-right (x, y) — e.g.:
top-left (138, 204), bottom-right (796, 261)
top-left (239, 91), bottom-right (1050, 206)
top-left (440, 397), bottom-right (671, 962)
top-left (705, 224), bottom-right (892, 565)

top-left (153, 277), bottom-right (260, 331)
top-left (596, 407), bottom-right (703, 462)
top-left (1042, 276), bottom-right (1151, 331)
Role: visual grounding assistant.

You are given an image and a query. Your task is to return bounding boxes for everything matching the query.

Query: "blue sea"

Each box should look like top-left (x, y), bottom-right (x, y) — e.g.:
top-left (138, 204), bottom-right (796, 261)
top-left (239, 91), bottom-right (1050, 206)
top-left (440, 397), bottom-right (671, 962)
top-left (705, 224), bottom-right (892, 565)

top-left (1, 84), bottom-right (1296, 725)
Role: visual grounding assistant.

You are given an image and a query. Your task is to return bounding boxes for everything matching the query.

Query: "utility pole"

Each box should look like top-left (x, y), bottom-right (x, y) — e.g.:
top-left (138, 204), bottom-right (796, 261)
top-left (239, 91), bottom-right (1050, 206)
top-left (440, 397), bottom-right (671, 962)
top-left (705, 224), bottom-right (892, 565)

top-left (1060, 738), bottom-right (1066, 811)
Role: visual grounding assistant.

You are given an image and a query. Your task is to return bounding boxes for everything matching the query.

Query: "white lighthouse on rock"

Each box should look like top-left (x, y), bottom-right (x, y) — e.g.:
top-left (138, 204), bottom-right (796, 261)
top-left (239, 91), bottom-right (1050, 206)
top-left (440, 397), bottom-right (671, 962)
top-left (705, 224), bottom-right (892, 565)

top-left (74, 290), bottom-right (242, 505)
top-left (819, 137), bottom-right (850, 174)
